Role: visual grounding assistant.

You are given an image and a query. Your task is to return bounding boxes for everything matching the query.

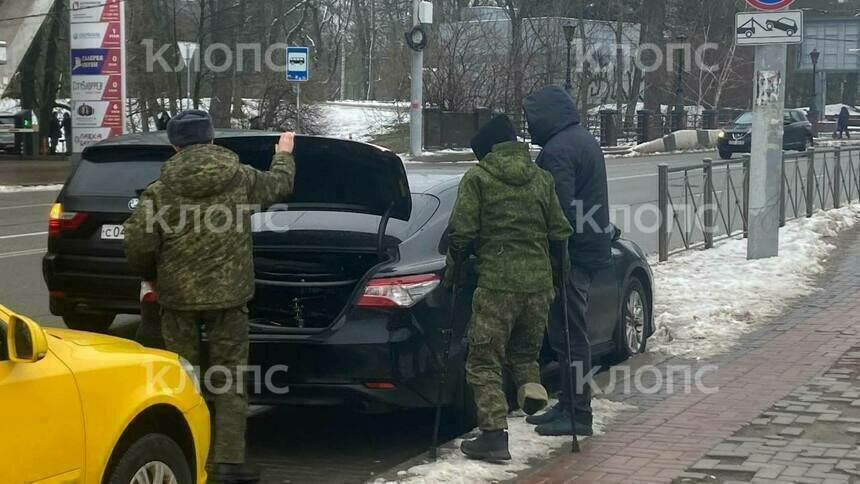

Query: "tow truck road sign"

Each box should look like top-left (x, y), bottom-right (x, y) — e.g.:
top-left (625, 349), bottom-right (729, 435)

top-left (736, 10), bottom-right (803, 46)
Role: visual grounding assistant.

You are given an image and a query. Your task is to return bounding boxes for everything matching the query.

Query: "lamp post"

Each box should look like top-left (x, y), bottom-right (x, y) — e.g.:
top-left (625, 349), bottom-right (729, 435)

top-left (672, 34), bottom-right (687, 131)
top-left (563, 24), bottom-right (576, 94)
top-left (809, 48), bottom-right (820, 128)
top-left (177, 41), bottom-right (199, 111)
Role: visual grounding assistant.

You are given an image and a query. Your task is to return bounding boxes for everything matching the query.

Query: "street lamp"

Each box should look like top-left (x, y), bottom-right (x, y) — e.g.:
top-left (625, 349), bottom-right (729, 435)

top-left (563, 24), bottom-right (577, 93)
top-left (809, 48), bottom-right (820, 127)
top-left (672, 34), bottom-right (687, 131)
top-left (176, 41), bottom-right (199, 111)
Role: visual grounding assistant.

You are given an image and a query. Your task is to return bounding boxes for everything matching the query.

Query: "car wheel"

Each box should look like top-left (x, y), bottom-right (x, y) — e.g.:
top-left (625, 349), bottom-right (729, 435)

top-left (766, 21), bottom-right (774, 29)
top-left (719, 149), bottom-right (733, 160)
top-left (63, 312), bottom-right (116, 332)
top-left (106, 433), bottom-right (192, 484)
top-left (613, 278), bottom-right (650, 361)
top-left (787, 28), bottom-right (796, 36)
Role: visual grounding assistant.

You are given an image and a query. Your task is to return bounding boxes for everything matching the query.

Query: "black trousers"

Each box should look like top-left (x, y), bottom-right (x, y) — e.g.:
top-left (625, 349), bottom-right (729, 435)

top-left (548, 265), bottom-right (593, 423)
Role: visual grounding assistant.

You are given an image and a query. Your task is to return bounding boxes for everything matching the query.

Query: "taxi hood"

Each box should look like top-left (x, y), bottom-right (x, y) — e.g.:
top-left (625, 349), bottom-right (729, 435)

top-left (45, 327), bottom-right (143, 348)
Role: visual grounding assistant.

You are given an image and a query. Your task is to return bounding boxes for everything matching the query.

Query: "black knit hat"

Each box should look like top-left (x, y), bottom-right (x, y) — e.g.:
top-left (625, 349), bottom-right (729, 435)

top-left (471, 114), bottom-right (518, 161)
top-left (167, 109), bottom-right (215, 147)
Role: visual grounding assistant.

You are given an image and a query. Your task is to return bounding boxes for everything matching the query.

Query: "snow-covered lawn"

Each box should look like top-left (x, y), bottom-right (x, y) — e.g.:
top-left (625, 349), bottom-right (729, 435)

top-left (651, 204), bottom-right (860, 357)
top-left (379, 398), bottom-right (635, 484)
top-left (0, 184), bottom-right (64, 193)
top-left (319, 102), bottom-right (405, 142)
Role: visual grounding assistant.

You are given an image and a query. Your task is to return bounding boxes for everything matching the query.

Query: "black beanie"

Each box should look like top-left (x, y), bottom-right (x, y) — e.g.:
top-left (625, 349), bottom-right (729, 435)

top-left (471, 114), bottom-right (518, 161)
top-left (167, 109), bottom-right (215, 147)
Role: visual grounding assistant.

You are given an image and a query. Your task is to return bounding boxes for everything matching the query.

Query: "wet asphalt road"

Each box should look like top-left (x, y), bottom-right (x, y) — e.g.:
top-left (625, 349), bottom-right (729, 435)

top-left (0, 152), bottom-right (709, 482)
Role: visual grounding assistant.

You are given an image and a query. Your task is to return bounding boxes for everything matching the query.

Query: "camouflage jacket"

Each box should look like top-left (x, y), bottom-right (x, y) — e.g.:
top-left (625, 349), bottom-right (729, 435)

top-left (446, 141), bottom-right (572, 293)
top-left (123, 143), bottom-right (295, 310)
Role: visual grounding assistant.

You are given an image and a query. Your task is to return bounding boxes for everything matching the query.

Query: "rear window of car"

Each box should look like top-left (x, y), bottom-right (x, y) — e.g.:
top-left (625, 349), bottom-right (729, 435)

top-left (65, 158), bottom-right (167, 197)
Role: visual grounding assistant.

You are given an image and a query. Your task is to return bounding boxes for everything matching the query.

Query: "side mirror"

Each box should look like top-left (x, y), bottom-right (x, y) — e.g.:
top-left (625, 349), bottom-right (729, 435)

top-left (7, 314), bottom-right (48, 363)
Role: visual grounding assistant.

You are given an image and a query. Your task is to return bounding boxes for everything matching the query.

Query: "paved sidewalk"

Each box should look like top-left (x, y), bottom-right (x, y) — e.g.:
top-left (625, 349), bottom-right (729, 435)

top-left (520, 227), bottom-right (860, 483)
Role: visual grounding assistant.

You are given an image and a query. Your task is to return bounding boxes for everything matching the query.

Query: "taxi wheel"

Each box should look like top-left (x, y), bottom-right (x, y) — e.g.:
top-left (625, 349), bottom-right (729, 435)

top-left (107, 433), bottom-right (193, 484)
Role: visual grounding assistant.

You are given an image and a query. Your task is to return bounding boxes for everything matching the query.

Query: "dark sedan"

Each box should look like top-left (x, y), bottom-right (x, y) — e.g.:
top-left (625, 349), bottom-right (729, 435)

top-left (717, 109), bottom-right (814, 160)
top-left (43, 131), bottom-right (655, 415)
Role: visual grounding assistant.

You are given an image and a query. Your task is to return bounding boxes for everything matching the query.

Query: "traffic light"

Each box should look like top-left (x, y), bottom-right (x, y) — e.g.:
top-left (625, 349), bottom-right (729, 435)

top-left (14, 110), bottom-right (34, 155)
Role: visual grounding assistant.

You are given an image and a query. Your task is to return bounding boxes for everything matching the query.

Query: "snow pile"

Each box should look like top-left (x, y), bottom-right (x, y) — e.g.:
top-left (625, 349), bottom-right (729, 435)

top-left (380, 398), bottom-right (635, 483)
top-left (651, 204), bottom-right (860, 357)
top-left (0, 184), bottom-right (64, 193)
top-left (319, 102), bottom-right (405, 142)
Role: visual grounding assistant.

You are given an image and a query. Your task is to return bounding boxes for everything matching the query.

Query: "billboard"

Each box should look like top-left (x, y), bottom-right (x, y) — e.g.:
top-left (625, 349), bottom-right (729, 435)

top-left (796, 18), bottom-right (860, 73)
top-left (69, 0), bottom-right (125, 153)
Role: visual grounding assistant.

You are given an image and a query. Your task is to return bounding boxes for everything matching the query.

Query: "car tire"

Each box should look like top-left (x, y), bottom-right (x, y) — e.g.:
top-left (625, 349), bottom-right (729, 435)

top-left (106, 433), bottom-right (193, 484)
top-left (612, 278), bottom-right (650, 362)
top-left (719, 149), bottom-right (733, 160)
top-left (62, 312), bottom-right (116, 333)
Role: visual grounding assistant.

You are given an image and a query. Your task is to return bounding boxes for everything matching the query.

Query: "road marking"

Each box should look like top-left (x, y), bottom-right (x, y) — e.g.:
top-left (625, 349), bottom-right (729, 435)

top-left (0, 248), bottom-right (45, 259)
top-left (0, 203), bottom-right (51, 211)
top-left (609, 173), bottom-right (658, 182)
top-left (0, 231), bottom-right (48, 240)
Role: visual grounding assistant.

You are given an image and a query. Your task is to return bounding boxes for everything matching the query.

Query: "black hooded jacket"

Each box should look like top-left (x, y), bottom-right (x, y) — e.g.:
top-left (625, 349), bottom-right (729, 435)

top-left (523, 86), bottom-right (611, 269)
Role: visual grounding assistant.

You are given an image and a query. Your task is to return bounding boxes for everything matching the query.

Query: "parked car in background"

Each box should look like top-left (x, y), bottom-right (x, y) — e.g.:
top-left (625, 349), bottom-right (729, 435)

top-left (0, 113), bottom-right (16, 153)
top-left (0, 304), bottom-right (209, 484)
top-left (43, 131), bottom-right (654, 419)
top-left (717, 109), bottom-right (814, 160)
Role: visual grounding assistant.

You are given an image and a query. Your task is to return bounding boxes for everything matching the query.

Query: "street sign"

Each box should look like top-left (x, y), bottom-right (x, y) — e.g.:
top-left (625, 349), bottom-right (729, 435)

top-left (286, 47), bottom-right (310, 82)
top-left (746, 0), bottom-right (794, 10)
top-left (736, 10), bottom-right (803, 46)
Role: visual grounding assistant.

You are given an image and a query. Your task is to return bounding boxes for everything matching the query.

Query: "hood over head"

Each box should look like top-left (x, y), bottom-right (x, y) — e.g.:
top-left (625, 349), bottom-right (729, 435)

top-left (471, 114), bottom-right (518, 161)
top-left (477, 141), bottom-right (536, 187)
top-left (160, 144), bottom-right (240, 199)
top-left (523, 86), bottom-right (580, 146)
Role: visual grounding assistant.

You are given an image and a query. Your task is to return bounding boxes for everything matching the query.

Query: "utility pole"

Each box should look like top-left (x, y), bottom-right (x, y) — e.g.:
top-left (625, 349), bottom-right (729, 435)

top-left (340, 39), bottom-right (347, 101)
top-left (409, 0), bottom-right (428, 157)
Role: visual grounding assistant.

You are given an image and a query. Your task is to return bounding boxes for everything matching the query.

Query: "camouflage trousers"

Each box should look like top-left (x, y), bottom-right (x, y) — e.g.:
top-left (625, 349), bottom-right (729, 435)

top-left (161, 306), bottom-right (250, 465)
top-left (466, 287), bottom-right (554, 431)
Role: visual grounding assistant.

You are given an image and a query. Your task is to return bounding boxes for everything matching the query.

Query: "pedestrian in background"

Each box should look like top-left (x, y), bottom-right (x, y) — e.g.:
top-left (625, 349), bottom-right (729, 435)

top-left (123, 110), bottom-right (296, 483)
top-left (522, 86), bottom-right (612, 437)
top-left (447, 114), bottom-right (572, 461)
top-left (49, 113), bottom-right (61, 154)
top-left (836, 106), bottom-right (851, 139)
top-left (62, 112), bottom-right (72, 154)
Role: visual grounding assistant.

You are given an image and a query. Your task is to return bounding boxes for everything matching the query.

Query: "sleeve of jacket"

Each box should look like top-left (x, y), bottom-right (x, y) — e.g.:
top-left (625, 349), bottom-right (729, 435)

top-left (545, 173), bottom-right (573, 241)
top-left (537, 149), bottom-right (578, 230)
top-left (122, 188), bottom-right (162, 281)
top-left (444, 172), bottom-right (481, 283)
top-left (243, 151), bottom-right (296, 207)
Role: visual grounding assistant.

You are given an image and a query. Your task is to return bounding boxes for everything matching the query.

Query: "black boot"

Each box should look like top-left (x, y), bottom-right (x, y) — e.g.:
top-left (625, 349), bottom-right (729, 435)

top-left (525, 401), bottom-right (564, 425)
top-left (209, 463), bottom-right (261, 483)
top-left (534, 409), bottom-right (593, 436)
top-left (460, 430), bottom-right (512, 461)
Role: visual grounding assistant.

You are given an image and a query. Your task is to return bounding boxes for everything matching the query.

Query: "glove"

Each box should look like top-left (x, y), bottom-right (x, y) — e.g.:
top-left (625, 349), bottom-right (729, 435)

top-left (443, 248), bottom-right (469, 289)
top-left (549, 240), bottom-right (570, 289)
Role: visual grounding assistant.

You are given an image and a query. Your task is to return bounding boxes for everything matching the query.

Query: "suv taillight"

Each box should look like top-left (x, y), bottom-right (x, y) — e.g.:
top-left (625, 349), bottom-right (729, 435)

top-left (355, 274), bottom-right (441, 308)
top-left (48, 203), bottom-right (88, 238)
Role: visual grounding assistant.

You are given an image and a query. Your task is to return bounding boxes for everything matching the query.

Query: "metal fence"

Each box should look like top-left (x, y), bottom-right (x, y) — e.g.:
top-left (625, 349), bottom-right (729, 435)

top-left (657, 146), bottom-right (860, 261)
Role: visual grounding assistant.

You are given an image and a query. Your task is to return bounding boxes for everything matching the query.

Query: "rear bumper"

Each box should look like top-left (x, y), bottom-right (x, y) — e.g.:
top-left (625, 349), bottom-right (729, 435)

top-left (43, 253), bottom-right (140, 315)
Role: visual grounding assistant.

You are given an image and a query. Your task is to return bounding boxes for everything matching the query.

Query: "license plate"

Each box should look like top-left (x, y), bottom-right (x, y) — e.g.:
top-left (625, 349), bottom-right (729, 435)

top-left (728, 140), bottom-right (745, 146)
top-left (101, 224), bottom-right (125, 240)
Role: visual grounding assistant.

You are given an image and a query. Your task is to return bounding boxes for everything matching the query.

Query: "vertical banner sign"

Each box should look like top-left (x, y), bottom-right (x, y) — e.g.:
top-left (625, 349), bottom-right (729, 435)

top-left (69, 0), bottom-right (126, 154)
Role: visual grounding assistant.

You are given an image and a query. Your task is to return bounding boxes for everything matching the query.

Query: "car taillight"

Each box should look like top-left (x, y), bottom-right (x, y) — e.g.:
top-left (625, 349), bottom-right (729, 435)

top-left (355, 273), bottom-right (441, 308)
top-left (48, 203), bottom-right (87, 237)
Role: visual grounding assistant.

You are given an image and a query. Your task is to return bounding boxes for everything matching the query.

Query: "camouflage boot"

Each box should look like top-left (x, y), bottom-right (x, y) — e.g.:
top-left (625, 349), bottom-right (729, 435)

top-left (461, 430), bottom-right (512, 461)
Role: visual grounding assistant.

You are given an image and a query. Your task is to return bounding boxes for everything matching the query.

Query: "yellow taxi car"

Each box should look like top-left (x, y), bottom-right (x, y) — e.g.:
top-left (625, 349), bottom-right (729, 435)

top-left (0, 305), bottom-right (209, 484)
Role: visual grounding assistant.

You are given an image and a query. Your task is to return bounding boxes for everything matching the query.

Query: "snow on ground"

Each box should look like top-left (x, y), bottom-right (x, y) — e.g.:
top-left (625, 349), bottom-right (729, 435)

top-left (651, 204), bottom-right (860, 358)
top-left (0, 184), bottom-right (64, 193)
top-left (379, 399), bottom-right (635, 484)
top-left (319, 102), bottom-right (405, 142)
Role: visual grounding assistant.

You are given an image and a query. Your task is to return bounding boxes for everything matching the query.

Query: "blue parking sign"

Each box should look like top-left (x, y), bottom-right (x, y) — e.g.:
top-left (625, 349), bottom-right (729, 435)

top-left (286, 46), bottom-right (310, 82)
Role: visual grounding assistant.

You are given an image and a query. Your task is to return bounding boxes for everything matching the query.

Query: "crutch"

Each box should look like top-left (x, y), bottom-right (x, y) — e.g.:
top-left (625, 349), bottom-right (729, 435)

top-left (430, 279), bottom-right (458, 460)
top-left (560, 273), bottom-right (581, 453)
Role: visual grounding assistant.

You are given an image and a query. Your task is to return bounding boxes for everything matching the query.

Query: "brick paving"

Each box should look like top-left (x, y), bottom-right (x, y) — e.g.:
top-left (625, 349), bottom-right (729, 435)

top-left (520, 226), bottom-right (860, 483)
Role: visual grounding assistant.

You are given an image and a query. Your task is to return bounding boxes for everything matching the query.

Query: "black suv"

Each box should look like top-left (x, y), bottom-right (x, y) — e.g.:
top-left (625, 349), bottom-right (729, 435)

top-left (717, 109), bottom-right (814, 160)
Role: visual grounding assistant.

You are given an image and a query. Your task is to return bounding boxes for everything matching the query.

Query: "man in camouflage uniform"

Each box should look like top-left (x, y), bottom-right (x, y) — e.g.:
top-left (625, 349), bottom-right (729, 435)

top-left (446, 115), bottom-right (572, 461)
top-left (123, 110), bottom-right (295, 483)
